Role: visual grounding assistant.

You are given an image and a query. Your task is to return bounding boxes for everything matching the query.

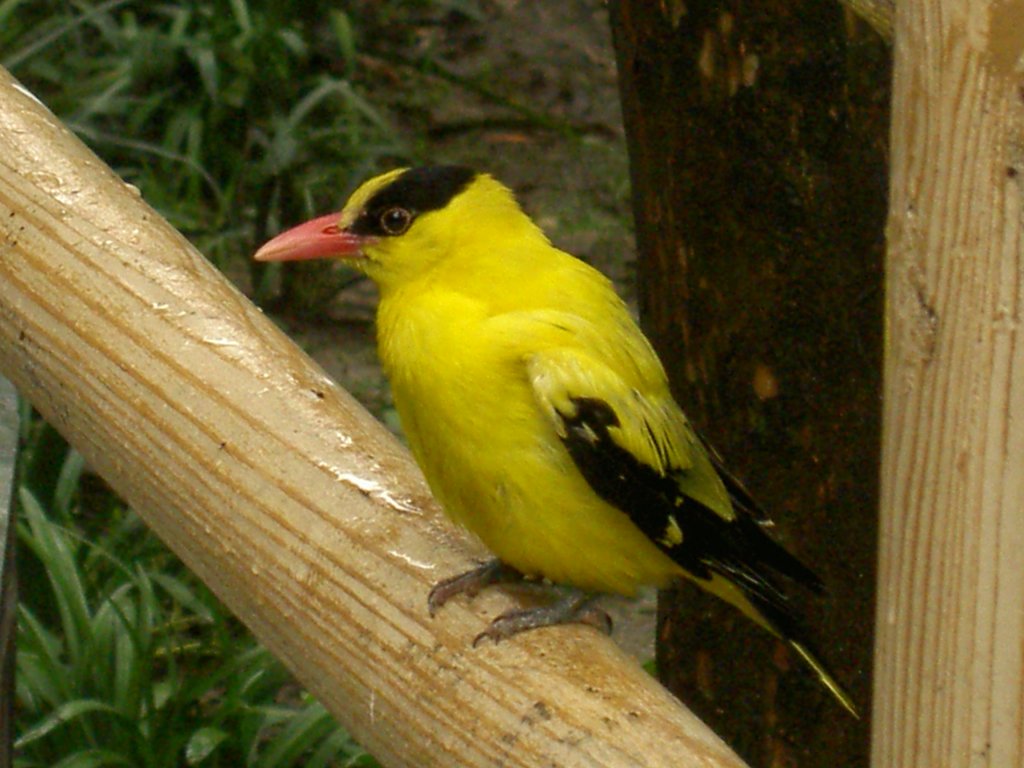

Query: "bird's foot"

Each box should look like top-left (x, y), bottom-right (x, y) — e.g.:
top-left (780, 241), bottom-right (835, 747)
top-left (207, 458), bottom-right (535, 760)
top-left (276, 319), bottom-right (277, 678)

top-left (427, 559), bottom-right (525, 616)
top-left (473, 592), bottom-right (612, 646)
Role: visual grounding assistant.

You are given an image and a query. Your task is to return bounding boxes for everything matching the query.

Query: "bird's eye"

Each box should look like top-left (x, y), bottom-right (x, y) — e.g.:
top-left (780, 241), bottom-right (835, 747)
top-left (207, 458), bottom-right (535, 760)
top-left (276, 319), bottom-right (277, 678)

top-left (379, 207), bottom-right (413, 235)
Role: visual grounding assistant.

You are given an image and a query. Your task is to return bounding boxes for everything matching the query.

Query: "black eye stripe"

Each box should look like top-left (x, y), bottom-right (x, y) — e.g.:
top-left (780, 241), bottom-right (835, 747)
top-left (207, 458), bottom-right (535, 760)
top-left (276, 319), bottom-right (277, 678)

top-left (349, 165), bottom-right (477, 237)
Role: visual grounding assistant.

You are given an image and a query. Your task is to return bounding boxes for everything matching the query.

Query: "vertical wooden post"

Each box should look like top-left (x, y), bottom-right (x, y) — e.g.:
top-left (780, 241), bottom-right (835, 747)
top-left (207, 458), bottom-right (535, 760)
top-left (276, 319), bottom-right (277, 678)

top-left (875, 2), bottom-right (1024, 766)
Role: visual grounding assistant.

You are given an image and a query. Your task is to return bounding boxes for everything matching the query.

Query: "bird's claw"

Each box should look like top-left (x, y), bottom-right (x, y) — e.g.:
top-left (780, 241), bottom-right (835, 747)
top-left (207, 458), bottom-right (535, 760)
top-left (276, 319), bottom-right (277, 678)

top-left (472, 599), bottom-right (612, 646)
top-left (427, 559), bottom-right (524, 617)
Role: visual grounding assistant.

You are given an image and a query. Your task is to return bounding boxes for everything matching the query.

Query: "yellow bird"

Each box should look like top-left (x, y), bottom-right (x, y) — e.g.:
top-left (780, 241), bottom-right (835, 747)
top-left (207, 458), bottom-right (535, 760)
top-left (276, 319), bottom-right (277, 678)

top-left (255, 165), bottom-right (857, 716)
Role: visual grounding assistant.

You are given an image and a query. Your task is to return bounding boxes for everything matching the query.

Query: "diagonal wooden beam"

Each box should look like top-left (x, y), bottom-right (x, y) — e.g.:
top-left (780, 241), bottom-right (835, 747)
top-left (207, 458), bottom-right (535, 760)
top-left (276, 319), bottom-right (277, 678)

top-left (0, 66), bottom-right (749, 768)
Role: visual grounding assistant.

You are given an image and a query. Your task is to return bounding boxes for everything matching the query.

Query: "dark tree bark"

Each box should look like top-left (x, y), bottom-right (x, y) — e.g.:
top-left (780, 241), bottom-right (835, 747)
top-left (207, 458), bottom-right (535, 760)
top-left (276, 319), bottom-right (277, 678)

top-left (609, 3), bottom-right (888, 766)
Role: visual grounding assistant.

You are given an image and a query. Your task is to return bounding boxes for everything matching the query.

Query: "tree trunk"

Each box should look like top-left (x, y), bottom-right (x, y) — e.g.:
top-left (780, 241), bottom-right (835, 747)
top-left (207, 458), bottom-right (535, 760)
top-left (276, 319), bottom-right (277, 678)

top-left (609, 3), bottom-right (888, 766)
top-left (874, 2), bottom-right (1024, 766)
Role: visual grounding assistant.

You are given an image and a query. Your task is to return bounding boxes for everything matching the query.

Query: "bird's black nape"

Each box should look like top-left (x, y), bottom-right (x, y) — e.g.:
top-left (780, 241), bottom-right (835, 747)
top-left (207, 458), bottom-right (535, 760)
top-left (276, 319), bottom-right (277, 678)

top-left (349, 165), bottom-right (478, 237)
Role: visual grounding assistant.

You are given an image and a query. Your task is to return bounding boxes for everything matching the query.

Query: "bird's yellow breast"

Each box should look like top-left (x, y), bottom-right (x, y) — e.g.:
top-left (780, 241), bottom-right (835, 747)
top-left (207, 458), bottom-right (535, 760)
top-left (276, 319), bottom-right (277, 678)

top-left (376, 282), bottom-right (683, 596)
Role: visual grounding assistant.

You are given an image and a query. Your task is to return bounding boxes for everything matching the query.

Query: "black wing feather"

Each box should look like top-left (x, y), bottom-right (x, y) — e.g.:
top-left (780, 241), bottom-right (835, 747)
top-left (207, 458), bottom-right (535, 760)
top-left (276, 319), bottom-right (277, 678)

top-left (694, 428), bottom-right (825, 593)
top-left (557, 396), bottom-right (824, 624)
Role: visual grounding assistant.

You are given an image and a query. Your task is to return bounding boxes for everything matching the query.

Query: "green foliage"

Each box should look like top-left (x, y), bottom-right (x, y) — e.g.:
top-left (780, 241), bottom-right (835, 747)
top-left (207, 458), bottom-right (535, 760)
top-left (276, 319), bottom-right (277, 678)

top-left (13, 425), bottom-right (377, 767)
top-left (0, 0), bottom-right (404, 292)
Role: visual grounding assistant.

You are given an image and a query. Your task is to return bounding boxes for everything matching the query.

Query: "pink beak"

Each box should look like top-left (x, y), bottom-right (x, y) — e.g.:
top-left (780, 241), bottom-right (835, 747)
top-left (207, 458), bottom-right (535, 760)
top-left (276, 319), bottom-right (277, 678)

top-left (254, 213), bottom-right (365, 262)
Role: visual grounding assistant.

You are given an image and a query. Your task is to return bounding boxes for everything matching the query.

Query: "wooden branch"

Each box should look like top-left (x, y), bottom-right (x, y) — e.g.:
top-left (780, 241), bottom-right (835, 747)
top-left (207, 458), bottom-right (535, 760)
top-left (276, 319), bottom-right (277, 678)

top-left (0, 67), bottom-right (749, 768)
top-left (875, 1), bottom-right (1024, 766)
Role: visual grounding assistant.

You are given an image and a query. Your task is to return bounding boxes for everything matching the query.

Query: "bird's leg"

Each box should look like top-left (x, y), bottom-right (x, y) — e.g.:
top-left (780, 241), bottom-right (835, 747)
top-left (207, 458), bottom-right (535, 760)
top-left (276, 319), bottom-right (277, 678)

top-left (427, 558), bottom-right (525, 616)
top-left (473, 590), bottom-right (612, 646)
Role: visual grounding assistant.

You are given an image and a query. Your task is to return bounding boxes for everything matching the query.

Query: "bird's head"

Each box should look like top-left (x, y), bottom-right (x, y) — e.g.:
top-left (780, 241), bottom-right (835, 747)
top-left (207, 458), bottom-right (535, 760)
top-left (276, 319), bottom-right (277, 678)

top-left (255, 165), bottom-right (542, 291)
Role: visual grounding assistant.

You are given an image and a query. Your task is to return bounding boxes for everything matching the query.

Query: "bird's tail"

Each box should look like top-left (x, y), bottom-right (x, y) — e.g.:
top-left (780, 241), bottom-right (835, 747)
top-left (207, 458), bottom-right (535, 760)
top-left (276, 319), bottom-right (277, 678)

top-left (751, 578), bottom-right (859, 718)
top-left (744, 588), bottom-right (859, 718)
top-left (788, 639), bottom-right (859, 718)
top-left (704, 569), bottom-right (859, 718)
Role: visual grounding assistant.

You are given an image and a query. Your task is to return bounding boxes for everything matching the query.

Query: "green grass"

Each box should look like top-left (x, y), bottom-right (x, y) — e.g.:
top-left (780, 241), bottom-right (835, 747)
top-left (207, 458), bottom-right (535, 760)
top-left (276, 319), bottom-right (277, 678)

top-left (0, 0), bottom-right (406, 305)
top-left (13, 417), bottom-right (378, 768)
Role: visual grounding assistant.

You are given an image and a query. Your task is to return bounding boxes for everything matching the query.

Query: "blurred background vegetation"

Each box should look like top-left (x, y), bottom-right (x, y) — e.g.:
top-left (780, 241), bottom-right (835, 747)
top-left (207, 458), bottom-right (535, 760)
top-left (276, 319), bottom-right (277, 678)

top-left (2, 1), bottom-right (631, 765)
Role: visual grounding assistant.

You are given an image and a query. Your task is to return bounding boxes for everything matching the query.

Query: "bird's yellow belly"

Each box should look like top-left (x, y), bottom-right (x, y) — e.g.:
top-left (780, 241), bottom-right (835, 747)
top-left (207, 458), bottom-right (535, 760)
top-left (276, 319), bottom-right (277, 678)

top-left (379, 289), bottom-right (684, 596)
top-left (391, 365), bottom-right (681, 597)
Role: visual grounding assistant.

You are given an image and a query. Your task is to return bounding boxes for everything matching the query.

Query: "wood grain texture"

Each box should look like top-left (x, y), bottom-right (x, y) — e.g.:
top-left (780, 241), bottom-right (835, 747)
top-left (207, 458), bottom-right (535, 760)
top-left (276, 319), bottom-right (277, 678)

top-left (876, 1), bottom-right (1024, 766)
top-left (0, 67), bottom-right (751, 768)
